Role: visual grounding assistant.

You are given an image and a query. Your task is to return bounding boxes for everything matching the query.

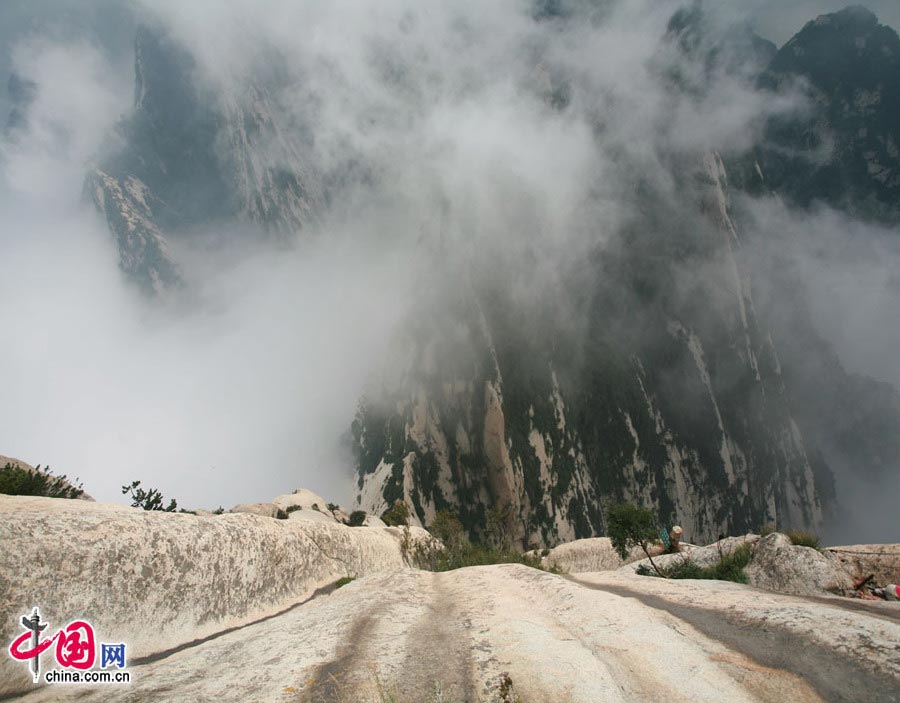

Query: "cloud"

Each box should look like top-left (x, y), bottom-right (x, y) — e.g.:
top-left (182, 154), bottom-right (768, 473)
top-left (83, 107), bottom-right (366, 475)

top-left (743, 0), bottom-right (900, 45)
top-left (0, 0), bottom-right (896, 533)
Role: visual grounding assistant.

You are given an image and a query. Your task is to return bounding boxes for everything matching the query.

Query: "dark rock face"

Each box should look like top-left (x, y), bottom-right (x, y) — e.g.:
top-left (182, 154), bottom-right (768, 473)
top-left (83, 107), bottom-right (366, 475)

top-left (79, 24), bottom-right (322, 292)
top-left (724, 6), bottom-right (900, 536)
top-left (352, 153), bottom-right (820, 547)
top-left (4, 73), bottom-right (36, 138)
top-left (734, 6), bottom-right (900, 223)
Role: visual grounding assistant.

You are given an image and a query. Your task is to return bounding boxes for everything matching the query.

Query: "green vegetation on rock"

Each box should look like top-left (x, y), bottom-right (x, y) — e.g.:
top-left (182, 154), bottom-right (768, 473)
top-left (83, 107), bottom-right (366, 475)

top-left (0, 462), bottom-right (84, 499)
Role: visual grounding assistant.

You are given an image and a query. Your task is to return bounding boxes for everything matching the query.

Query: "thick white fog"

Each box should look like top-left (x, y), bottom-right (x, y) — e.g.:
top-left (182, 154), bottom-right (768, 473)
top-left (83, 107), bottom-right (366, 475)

top-left (1, 0), bottom-right (898, 524)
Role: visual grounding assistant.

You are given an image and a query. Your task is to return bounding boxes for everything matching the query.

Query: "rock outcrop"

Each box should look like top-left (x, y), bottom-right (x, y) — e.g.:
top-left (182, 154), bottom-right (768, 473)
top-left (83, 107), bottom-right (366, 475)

top-left (0, 495), bottom-right (429, 698)
top-left (745, 533), bottom-right (856, 597)
top-left (538, 537), bottom-right (642, 573)
top-left (826, 543), bottom-right (900, 586)
top-left (353, 152), bottom-right (822, 548)
top-left (13, 565), bottom-right (900, 702)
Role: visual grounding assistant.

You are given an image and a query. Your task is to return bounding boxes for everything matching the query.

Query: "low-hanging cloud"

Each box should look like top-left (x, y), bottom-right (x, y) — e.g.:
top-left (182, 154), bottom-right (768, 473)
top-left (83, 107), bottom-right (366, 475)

top-left (1, 0), bottom-right (897, 529)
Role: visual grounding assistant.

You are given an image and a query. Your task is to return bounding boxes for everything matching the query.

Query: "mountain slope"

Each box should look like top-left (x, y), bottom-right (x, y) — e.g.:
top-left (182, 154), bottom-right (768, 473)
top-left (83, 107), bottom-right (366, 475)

top-left (84, 24), bottom-right (323, 292)
top-left (734, 5), bottom-right (900, 223)
top-left (352, 152), bottom-right (820, 547)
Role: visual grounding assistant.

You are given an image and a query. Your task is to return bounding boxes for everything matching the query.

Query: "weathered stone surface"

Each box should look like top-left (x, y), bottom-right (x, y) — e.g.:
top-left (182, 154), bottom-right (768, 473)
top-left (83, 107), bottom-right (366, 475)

top-left (272, 489), bottom-right (329, 513)
top-left (0, 495), bottom-right (430, 698)
top-left (827, 543), bottom-right (900, 586)
top-left (619, 535), bottom-right (759, 574)
top-left (540, 537), bottom-right (643, 573)
top-left (363, 515), bottom-right (387, 528)
top-left (15, 565), bottom-right (900, 703)
top-left (229, 501), bottom-right (281, 517)
top-left (745, 533), bottom-right (856, 597)
top-left (618, 533), bottom-right (855, 597)
top-left (288, 508), bottom-right (336, 524)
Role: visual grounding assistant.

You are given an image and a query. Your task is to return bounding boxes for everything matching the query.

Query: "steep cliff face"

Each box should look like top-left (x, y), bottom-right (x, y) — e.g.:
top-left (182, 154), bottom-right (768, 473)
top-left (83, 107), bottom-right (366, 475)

top-left (724, 6), bottom-right (900, 530)
top-left (732, 6), bottom-right (900, 223)
top-left (85, 24), bottom-right (322, 292)
top-left (352, 152), bottom-right (820, 547)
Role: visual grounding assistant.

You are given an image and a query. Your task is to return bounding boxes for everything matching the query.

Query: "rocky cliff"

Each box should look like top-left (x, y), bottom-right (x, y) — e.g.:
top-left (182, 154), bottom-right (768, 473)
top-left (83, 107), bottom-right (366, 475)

top-left (352, 152), bottom-right (820, 547)
top-left (0, 495), bottom-right (430, 698)
top-left (83, 24), bottom-right (322, 293)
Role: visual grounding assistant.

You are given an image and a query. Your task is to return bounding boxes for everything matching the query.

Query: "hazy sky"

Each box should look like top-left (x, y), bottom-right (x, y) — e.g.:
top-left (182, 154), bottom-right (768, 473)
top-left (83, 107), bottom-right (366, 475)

top-left (746, 0), bottom-right (900, 44)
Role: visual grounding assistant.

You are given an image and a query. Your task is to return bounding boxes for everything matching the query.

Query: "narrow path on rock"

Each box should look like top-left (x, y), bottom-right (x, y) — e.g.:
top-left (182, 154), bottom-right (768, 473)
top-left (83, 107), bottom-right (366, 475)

top-left (569, 575), bottom-right (900, 703)
top-left (13, 566), bottom-right (900, 703)
top-left (392, 572), bottom-right (478, 702)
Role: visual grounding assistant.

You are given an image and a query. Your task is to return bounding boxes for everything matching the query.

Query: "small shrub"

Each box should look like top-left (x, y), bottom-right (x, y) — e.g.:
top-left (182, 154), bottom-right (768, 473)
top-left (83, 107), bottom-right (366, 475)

top-left (327, 502), bottom-right (339, 512)
top-left (275, 508), bottom-right (288, 520)
top-left (212, 506), bottom-right (225, 515)
top-left (407, 511), bottom-right (560, 574)
top-left (348, 510), bottom-right (367, 527)
top-left (285, 504), bottom-right (302, 514)
top-left (486, 503), bottom-right (516, 551)
top-left (121, 480), bottom-right (177, 511)
top-left (645, 543), bottom-right (754, 584)
top-left (785, 529), bottom-right (820, 549)
top-left (759, 524), bottom-right (776, 537)
top-left (430, 511), bottom-right (465, 549)
top-left (382, 501), bottom-right (411, 527)
top-left (334, 576), bottom-right (354, 589)
top-left (606, 502), bottom-right (663, 576)
top-left (0, 462), bottom-right (84, 499)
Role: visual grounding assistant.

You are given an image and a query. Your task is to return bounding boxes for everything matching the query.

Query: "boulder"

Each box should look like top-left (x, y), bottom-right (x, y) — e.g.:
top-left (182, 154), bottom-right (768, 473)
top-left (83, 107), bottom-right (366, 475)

top-left (230, 502), bottom-right (282, 518)
top-left (288, 508), bottom-right (336, 524)
top-left (826, 544), bottom-right (900, 587)
top-left (542, 538), bottom-right (644, 573)
top-left (0, 494), bottom-right (432, 698)
top-left (745, 533), bottom-right (856, 597)
top-left (363, 515), bottom-right (387, 528)
top-left (272, 488), bottom-right (329, 512)
top-left (619, 535), bottom-right (758, 574)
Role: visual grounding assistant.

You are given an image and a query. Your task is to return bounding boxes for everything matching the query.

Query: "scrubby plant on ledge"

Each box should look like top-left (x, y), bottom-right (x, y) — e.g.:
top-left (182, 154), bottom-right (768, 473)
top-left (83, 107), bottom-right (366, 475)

top-left (382, 500), bottom-right (411, 526)
top-left (404, 510), bottom-right (558, 573)
top-left (121, 480), bottom-right (178, 511)
top-left (638, 543), bottom-right (754, 584)
top-left (0, 462), bottom-right (84, 499)
top-left (607, 502), bottom-right (664, 576)
top-left (784, 529), bottom-right (821, 549)
top-left (347, 510), bottom-right (367, 527)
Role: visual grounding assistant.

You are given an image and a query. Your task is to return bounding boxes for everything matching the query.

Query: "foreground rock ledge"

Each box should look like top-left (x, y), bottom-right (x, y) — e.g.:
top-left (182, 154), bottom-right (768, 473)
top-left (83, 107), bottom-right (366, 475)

top-left (0, 495), bottom-right (428, 698)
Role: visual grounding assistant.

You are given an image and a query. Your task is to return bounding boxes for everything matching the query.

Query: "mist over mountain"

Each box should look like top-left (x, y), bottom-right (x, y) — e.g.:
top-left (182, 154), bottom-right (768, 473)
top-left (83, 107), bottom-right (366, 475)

top-left (1, 1), bottom-right (898, 545)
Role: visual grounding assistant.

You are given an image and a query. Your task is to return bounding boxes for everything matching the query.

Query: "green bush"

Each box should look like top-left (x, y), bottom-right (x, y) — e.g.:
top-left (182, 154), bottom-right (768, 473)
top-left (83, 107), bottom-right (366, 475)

top-left (640, 543), bottom-right (754, 584)
top-left (382, 501), bottom-right (411, 527)
top-left (121, 480), bottom-right (177, 511)
top-left (408, 512), bottom-right (560, 574)
top-left (785, 529), bottom-right (820, 549)
top-left (0, 462), bottom-right (84, 499)
top-left (606, 502), bottom-right (663, 576)
top-left (285, 504), bottom-right (302, 514)
top-left (334, 576), bottom-right (354, 589)
top-left (348, 510), bottom-right (367, 527)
